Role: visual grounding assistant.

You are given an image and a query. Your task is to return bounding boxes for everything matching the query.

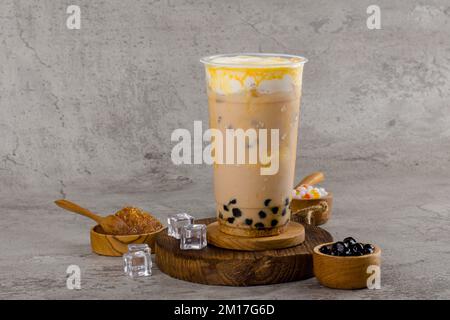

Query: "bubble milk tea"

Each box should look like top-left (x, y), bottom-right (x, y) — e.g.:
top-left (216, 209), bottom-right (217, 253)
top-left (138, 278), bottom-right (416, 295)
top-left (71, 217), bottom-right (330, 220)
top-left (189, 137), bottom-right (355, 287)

top-left (201, 54), bottom-right (307, 237)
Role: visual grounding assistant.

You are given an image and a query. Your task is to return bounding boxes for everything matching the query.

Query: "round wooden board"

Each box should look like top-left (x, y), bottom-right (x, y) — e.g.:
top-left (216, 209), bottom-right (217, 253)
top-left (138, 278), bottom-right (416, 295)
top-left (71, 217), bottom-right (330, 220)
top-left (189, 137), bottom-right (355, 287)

top-left (207, 221), bottom-right (305, 251)
top-left (155, 217), bottom-right (333, 286)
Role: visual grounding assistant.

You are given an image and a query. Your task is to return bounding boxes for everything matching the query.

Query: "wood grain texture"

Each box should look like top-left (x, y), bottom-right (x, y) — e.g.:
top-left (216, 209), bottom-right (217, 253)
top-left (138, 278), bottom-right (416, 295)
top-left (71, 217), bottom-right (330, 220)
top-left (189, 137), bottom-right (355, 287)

top-left (207, 221), bottom-right (305, 251)
top-left (313, 242), bottom-right (381, 289)
top-left (290, 193), bottom-right (333, 226)
top-left (155, 217), bottom-right (333, 286)
top-left (90, 225), bottom-right (166, 256)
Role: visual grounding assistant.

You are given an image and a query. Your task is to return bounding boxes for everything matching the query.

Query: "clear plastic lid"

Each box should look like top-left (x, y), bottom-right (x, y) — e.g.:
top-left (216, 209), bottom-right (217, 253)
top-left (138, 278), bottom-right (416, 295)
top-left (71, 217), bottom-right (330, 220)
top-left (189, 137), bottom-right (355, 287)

top-left (200, 53), bottom-right (308, 68)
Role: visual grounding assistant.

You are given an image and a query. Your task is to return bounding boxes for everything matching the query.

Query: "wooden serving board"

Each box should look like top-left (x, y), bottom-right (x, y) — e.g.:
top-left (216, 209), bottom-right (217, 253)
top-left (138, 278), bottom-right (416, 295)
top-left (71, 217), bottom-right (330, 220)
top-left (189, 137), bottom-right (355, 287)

top-left (155, 217), bottom-right (332, 286)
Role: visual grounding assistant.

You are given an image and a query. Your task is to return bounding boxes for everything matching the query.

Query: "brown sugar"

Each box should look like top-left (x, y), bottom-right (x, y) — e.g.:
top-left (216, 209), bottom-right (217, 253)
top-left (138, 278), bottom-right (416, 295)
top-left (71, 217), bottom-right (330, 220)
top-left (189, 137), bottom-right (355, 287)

top-left (114, 207), bottom-right (163, 235)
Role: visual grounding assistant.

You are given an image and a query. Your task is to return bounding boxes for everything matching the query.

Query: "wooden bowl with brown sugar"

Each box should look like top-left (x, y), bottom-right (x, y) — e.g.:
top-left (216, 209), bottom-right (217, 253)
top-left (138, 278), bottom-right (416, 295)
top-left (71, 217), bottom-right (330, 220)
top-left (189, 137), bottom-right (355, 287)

top-left (90, 224), bottom-right (165, 256)
top-left (55, 200), bottom-right (165, 257)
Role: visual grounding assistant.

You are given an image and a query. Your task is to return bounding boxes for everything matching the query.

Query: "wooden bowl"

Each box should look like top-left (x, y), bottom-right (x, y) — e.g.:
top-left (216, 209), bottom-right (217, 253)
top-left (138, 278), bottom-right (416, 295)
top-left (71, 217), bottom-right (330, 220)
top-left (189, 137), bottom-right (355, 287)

top-left (290, 193), bottom-right (333, 226)
top-left (90, 225), bottom-right (166, 257)
top-left (313, 242), bottom-right (381, 289)
top-left (290, 172), bottom-right (333, 226)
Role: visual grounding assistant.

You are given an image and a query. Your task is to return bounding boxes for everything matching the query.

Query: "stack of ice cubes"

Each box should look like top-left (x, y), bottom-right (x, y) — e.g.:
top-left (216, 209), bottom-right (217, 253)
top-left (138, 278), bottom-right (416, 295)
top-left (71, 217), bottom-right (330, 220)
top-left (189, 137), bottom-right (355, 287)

top-left (167, 213), bottom-right (207, 250)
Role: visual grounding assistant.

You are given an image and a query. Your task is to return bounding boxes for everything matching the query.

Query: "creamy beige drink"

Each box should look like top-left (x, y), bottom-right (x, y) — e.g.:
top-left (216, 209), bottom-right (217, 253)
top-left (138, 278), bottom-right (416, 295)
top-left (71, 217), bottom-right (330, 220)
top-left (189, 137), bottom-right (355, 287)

top-left (201, 54), bottom-right (307, 237)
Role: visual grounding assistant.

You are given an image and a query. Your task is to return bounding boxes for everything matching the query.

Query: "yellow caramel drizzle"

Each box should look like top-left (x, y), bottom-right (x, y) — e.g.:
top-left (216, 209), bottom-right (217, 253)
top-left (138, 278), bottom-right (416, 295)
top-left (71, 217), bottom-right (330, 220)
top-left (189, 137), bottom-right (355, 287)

top-left (206, 66), bottom-right (303, 95)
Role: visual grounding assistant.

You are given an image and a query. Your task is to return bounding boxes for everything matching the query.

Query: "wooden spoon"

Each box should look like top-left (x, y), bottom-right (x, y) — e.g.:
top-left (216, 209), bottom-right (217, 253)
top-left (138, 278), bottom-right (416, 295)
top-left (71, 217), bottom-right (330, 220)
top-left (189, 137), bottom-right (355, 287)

top-left (54, 199), bottom-right (129, 235)
top-left (294, 171), bottom-right (324, 189)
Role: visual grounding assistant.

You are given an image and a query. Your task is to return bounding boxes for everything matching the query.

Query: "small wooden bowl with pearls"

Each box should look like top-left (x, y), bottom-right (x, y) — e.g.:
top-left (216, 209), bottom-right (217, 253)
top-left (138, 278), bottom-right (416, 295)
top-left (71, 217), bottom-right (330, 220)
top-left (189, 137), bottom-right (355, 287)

top-left (290, 172), bottom-right (333, 226)
top-left (313, 242), bottom-right (381, 289)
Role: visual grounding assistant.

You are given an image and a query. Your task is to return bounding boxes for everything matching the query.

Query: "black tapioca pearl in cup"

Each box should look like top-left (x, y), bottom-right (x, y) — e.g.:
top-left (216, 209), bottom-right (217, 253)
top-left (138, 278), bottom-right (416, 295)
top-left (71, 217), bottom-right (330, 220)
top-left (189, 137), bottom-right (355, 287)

top-left (245, 218), bottom-right (253, 226)
top-left (232, 208), bottom-right (242, 217)
top-left (285, 198), bottom-right (289, 206)
top-left (264, 199), bottom-right (271, 206)
top-left (271, 207), bottom-right (279, 214)
top-left (227, 217), bottom-right (235, 224)
top-left (271, 219), bottom-right (278, 227)
top-left (223, 204), bottom-right (229, 212)
top-left (281, 208), bottom-right (287, 216)
top-left (258, 210), bottom-right (267, 219)
top-left (229, 199), bottom-right (237, 205)
top-left (254, 222), bottom-right (265, 229)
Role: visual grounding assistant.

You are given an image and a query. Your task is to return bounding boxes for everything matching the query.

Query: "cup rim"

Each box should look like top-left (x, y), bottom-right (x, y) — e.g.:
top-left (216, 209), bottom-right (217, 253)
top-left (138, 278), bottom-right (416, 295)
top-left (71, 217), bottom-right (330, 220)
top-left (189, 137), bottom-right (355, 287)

top-left (200, 53), bottom-right (308, 68)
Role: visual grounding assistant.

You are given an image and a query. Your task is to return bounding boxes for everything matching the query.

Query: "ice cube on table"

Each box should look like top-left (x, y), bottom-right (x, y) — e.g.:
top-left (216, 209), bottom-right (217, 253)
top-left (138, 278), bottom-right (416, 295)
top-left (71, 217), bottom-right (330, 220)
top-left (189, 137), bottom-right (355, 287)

top-left (167, 213), bottom-right (194, 239)
top-left (123, 244), bottom-right (152, 277)
top-left (180, 224), bottom-right (207, 250)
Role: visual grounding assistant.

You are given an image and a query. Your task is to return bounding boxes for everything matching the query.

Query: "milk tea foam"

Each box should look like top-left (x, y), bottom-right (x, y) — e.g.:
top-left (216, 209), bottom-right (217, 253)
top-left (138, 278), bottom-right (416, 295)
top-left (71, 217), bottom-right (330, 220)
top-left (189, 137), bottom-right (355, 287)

top-left (201, 54), bottom-right (307, 237)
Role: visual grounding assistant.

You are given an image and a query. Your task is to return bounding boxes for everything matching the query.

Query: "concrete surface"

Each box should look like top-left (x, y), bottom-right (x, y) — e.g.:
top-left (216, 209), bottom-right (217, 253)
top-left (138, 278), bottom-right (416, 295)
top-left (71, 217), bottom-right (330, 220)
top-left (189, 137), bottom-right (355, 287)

top-left (0, 0), bottom-right (450, 299)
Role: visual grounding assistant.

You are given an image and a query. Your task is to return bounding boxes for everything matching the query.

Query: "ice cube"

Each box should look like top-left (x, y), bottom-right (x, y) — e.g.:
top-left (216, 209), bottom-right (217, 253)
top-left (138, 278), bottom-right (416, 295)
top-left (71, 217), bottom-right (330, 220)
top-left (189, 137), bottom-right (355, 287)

top-left (167, 213), bottom-right (194, 239)
top-left (123, 244), bottom-right (152, 277)
top-left (128, 243), bottom-right (151, 254)
top-left (180, 224), bottom-right (207, 250)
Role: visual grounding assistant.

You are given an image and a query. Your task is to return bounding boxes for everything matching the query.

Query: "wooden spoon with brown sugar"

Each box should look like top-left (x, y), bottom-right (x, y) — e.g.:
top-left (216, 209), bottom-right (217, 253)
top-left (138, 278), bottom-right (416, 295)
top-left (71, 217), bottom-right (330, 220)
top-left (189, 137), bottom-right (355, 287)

top-left (55, 199), bottom-right (130, 235)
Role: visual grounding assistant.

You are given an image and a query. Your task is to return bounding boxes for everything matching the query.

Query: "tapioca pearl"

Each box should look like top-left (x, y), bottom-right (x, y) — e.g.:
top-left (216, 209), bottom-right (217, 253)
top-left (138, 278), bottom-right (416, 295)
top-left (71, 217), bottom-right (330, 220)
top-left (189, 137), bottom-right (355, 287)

top-left (264, 199), bottom-right (271, 206)
top-left (251, 120), bottom-right (265, 129)
top-left (254, 222), bottom-right (265, 229)
top-left (227, 217), bottom-right (235, 224)
top-left (223, 205), bottom-right (229, 212)
top-left (258, 211), bottom-right (267, 219)
top-left (232, 208), bottom-right (242, 217)
top-left (245, 219), bottom-right (253, 226)
top-left (285, 198), bottom-right (290, 206)
top-left (245, 138), bottom-right (256, 149)
top-left (271, 207), bottom-right (279, 214)
top-left (271, 219), bottom-right (278, 227)
top-left (229, 198), bottom-right (237, 205)
top-left (219, 212), bottom-right (223, 219)
top-left (282, 208), bottom-right (287, 216)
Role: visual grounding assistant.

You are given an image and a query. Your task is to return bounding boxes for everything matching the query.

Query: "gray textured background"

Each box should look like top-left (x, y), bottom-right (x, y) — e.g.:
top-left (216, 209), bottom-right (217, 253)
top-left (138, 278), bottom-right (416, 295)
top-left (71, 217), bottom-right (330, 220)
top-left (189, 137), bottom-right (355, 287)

top-left (1, 0), bottom-right (449, 299)
top-left (1, 0), bottom-right (449, 194)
